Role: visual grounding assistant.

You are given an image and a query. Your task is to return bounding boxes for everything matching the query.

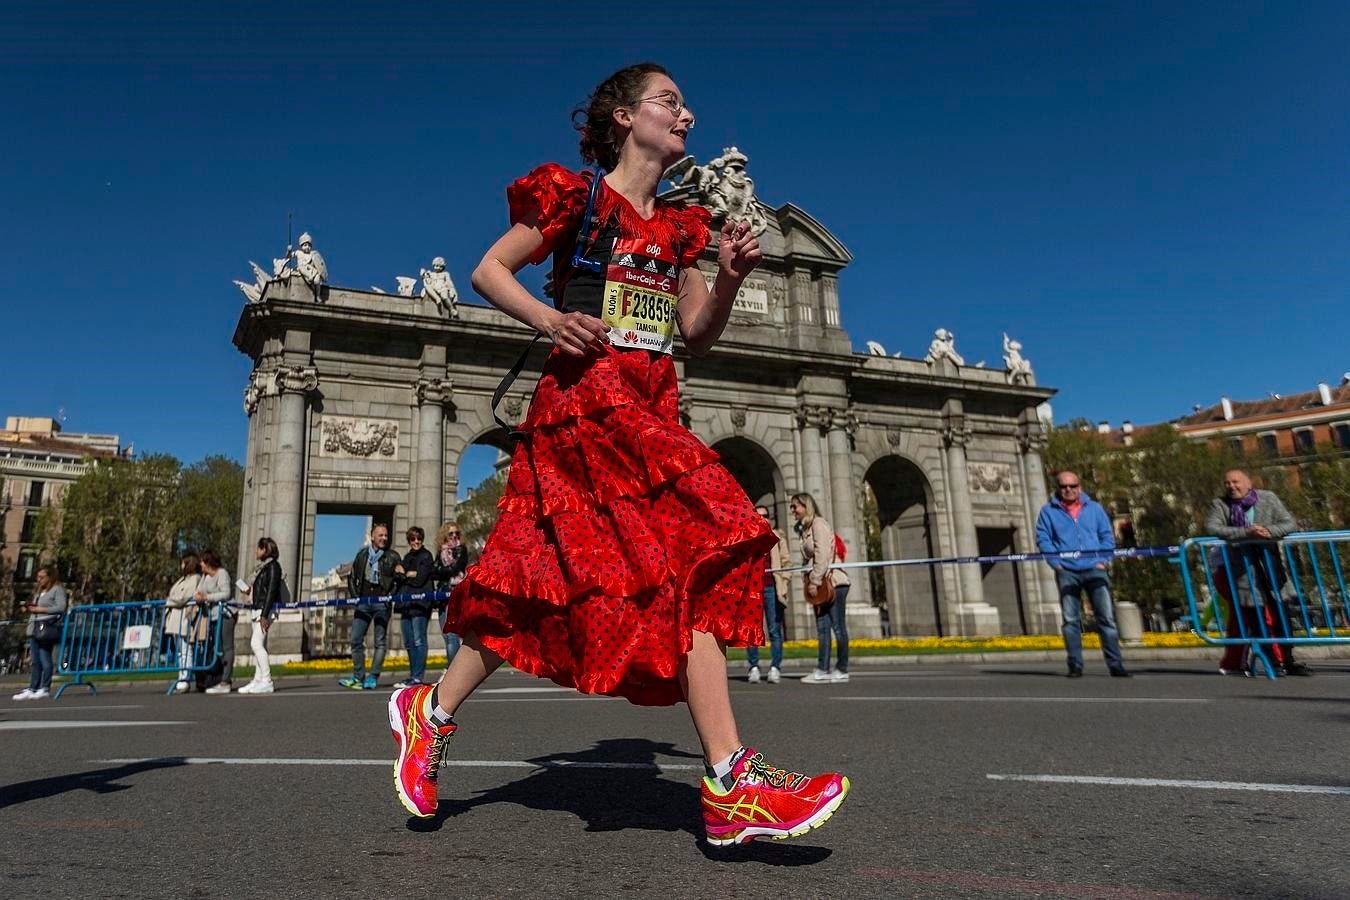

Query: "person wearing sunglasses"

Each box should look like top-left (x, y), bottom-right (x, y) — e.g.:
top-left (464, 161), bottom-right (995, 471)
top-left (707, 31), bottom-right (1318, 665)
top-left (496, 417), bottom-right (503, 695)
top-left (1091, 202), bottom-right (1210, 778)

top-left (1035, 471), bottom-right (1129, 678)
top-left (388, 63), bottom-right (849, 847)
top-left (392, 526), bottom-right (436, 688)
top-left (431, 520), bottom-right (469, 667)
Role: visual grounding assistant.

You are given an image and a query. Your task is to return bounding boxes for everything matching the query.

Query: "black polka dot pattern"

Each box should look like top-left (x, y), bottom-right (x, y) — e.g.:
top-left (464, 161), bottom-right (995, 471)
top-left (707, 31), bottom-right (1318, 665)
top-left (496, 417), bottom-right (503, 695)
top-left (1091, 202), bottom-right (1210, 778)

top-left (447, 344), bottom-right (776, 707)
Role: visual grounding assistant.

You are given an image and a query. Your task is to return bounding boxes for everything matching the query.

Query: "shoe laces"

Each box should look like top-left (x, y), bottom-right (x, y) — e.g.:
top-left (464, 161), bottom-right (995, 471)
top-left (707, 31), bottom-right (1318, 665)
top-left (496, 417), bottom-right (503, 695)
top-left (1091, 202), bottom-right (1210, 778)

top-left (744, 752), bottom-right (806, 791)
top-left (426, 726), bottom-right (454, 782)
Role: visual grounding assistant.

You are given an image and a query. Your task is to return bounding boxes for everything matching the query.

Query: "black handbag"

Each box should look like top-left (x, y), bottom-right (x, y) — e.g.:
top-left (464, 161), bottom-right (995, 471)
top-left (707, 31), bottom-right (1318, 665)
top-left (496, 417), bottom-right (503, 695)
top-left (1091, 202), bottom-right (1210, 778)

top-left (34, 617), bottom-right (61, 644)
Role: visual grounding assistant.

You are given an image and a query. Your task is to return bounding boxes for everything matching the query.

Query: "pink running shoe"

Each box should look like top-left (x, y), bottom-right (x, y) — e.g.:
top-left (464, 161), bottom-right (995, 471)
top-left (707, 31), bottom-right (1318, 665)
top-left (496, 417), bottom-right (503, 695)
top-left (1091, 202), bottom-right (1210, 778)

top-left (701, 748), bottom-right (850, 846)
top-left (388, 684), bottom-right (456, 818)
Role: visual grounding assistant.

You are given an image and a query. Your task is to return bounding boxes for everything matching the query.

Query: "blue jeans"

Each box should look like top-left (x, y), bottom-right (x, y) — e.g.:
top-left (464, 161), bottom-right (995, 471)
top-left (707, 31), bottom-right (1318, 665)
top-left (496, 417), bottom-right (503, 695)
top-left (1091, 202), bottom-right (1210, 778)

top-left (1057, 568), bottom-right (1123, 670)
top-left (432, 602), bottom-right (462, 665)
top-left (28, 637), bottom-right (55, 691)
top-left (401, 614), bottom-right (429, 682)
top-left (746, 585), bottom-right (784, 669)
top-left (815, 584), bottom-right (850, 673)
top-left (351, 607), bottom-right (390, 679)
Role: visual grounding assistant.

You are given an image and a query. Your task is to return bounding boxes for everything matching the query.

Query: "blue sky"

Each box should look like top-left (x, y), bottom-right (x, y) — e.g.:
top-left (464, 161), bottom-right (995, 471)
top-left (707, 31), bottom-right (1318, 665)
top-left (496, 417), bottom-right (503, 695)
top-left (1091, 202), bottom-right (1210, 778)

top-left (5, 2), bottom-right (1348, 571)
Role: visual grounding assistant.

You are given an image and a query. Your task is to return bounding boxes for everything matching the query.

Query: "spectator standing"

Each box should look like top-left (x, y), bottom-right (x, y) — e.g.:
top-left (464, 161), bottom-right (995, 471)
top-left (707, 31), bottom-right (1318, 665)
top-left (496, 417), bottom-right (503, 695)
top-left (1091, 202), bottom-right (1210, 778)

top-left (432, 521), bottom-right (469, 667)
top-left (12, 565), bottom-right (68, 700)
top-left (1204, 468), bottom-right (1309, 676)
top-left (394, 526), bottom-right (436, 687)
top-left (1035, 471), bottom-right (1129, 678)
top-left (792, 493), bottom-right (850, 684)
top-left (237, 537), bottom-right (282, 694)
top-left (745, 505), bottom-right (790, 684)
top-left (194, 549), bottom-right (235, 693)
top-left (165, 553), bottom-right (202, 694)
top-left (341, 524), bottom-right (401, 690)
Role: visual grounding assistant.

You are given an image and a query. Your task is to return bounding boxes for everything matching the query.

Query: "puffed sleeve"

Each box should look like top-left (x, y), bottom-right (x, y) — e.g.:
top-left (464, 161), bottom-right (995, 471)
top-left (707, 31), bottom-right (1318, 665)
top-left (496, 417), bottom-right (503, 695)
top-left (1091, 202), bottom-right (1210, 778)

top-left (506, 163), bottom-right (590, 265)
top-left (666, 202), bottom-right (713, 268)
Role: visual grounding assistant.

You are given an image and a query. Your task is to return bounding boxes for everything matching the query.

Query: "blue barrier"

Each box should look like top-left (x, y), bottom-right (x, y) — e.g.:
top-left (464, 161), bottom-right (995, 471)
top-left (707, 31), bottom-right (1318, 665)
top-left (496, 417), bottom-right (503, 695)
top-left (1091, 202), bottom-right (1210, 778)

top-left (1178, 530), bottom-right (1350, 679)
top-left (770, 544), bottom-right (1180, 575)
top-left (267, 590), bottom-right (450, 611)
top-left (55, 600), bottom-right (225, 699)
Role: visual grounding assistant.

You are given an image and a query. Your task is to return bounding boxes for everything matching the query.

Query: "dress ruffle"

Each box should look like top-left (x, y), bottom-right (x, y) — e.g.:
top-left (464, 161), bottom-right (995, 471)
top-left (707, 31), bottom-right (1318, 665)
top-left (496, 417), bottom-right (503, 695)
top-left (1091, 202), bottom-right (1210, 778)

top-left (447, 345), bottom-right (775, 707)
top-left (506, 163), bottom-right (712, 268)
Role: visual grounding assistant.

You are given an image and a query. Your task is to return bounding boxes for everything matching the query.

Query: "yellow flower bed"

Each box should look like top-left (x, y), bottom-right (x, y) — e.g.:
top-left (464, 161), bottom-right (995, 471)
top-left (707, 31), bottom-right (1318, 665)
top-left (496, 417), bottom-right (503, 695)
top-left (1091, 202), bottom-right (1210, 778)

top-left (275, 634), bottom-right (1209, 675)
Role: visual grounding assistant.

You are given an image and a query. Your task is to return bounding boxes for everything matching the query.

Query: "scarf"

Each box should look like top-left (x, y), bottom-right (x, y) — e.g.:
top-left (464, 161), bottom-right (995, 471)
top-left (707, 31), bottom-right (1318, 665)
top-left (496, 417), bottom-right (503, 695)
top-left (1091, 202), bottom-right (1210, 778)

top-left (1228, 489), bottom-right (1258, 527)
top-left (366, 547), bottom-right (384, 584)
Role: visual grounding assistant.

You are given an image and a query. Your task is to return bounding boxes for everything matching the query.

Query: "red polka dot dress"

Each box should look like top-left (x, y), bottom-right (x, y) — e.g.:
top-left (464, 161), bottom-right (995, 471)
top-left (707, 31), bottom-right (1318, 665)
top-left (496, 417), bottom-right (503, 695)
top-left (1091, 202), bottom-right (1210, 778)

top-left (446, 164), bottom-right (777, 706)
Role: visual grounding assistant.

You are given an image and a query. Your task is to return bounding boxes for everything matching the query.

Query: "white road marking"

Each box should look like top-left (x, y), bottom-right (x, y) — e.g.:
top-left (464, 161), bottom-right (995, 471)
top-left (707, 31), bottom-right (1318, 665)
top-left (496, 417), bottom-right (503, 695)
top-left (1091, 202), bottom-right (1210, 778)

top-left (97, 756), bottom-right (702, 771)
top-left (838, 696), bottom-right (1208, 703)
top-left (232, 691), bottom-right (601, 702)
top-left (1, 720), bottom-right (189, 731)
top-left (988, 773), bottom-right (1350, 795)
top-left (0, 705), bottom-right (144, 713)
top-left (478, 687), bottom-right (574, 694)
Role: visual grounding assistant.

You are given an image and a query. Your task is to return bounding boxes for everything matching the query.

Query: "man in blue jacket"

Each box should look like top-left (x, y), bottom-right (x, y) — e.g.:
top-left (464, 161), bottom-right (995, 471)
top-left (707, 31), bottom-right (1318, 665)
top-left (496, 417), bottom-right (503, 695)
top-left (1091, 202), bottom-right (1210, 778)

top-left (1035, 471), bottom-right (1129, 678)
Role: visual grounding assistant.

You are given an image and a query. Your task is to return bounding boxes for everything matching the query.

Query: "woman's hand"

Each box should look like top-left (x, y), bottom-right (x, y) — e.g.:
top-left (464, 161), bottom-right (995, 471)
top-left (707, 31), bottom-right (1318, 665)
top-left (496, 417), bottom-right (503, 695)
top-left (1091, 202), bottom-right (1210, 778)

top-left (260, 617), bottom-right (271, 634)
top-left (716, 219), bottom-right (762, 283)
top-left (544, 309), bottom-right (610, 357)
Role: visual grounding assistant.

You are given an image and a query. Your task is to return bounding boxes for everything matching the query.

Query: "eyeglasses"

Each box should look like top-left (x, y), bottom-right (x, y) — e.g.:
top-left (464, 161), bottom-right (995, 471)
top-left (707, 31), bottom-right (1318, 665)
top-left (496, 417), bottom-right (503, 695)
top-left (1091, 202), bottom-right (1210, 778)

top-left (1057, 483), bottom-right (1080, 490)
top-left (447, 532), bottom-right (460, 537)
top-left (638, 94), bottom-right (695, 128)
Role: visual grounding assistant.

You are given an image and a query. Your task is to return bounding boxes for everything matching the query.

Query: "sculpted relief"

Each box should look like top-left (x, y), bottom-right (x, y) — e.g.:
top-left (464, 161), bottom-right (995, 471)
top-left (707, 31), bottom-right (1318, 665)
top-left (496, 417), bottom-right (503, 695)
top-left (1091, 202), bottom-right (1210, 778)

top-left (319, 416), bottom-right (399, 460)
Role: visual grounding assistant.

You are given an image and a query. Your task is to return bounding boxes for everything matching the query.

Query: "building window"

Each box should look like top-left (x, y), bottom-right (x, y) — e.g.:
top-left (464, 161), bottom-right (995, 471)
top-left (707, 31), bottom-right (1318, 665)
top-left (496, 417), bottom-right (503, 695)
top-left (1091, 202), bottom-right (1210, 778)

top-left (19, 511), bottom-right (38, 544)
top-left (27, 480), bottom-right (45, 506)
top-left (16, 551), bottom-right (37, 582)
top-left (1294, 428), bottom-right (1315, 452)
top-left (1229, 436), bottom-right (1245, 455)
top-left (1334, 422), bottom-right (1350, 449)
top-left (1257, 432), bottom-right (1278, 455)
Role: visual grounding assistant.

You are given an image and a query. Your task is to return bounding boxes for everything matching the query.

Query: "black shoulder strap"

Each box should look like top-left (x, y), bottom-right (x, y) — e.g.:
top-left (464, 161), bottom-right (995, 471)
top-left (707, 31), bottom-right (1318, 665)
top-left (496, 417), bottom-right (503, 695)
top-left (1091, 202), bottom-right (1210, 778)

top-left (492, 334), bottom-right (542, 441)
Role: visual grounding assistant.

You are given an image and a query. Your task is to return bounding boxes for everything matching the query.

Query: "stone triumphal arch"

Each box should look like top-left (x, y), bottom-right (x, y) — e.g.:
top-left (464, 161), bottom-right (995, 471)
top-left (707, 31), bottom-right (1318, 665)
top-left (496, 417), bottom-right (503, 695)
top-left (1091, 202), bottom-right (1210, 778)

top-left (232, 148), bottom-right (1059, 655)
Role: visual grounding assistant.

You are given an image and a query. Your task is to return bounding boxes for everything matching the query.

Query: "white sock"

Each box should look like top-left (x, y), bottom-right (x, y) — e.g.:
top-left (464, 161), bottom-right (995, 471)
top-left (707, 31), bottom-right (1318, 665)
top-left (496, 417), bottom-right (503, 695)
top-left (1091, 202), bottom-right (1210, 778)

top-left (707, 746), bottom-right (748, 787)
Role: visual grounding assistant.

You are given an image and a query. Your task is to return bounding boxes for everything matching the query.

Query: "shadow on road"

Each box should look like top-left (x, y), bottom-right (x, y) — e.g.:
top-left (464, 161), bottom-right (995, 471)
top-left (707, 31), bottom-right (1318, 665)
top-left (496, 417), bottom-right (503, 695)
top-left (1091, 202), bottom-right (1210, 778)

top-left (1, 757), bottom-right (188, 809)
top-left (407, 738), bottom-right (834, 864)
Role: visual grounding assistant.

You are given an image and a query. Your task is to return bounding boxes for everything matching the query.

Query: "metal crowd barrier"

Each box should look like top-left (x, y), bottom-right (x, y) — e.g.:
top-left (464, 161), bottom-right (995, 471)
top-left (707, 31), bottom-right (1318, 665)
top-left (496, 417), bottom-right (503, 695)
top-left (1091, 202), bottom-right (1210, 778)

top-left (54, 600), bottom-right (225, 699)
top-left (1179, 530), bottom-right (1350, 679)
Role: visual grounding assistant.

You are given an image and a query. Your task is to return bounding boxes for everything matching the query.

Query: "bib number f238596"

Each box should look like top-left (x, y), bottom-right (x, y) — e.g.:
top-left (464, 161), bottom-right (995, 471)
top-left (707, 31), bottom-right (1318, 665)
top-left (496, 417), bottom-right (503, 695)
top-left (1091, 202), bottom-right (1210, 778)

top-left (602, 236), bottom-right (681, 354)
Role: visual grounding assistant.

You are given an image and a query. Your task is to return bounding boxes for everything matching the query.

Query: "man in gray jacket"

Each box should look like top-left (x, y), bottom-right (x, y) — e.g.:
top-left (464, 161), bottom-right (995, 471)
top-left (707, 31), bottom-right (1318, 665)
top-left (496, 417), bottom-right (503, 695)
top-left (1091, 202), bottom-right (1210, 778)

top-left (1203, 469), bottom-right (1309, 675)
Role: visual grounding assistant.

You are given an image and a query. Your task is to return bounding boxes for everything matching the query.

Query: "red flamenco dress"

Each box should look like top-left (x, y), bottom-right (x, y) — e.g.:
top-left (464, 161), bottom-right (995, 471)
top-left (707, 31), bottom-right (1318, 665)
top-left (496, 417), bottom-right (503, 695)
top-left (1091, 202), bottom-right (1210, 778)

top-left (446, 164), bottom-right (777, 706)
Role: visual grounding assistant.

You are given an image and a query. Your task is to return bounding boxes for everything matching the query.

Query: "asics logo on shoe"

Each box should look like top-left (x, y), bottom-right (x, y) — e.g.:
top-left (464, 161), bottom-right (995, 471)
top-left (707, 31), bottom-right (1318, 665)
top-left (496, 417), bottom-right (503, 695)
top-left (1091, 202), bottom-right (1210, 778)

top-left (705, 796), bottom-right (774, 824)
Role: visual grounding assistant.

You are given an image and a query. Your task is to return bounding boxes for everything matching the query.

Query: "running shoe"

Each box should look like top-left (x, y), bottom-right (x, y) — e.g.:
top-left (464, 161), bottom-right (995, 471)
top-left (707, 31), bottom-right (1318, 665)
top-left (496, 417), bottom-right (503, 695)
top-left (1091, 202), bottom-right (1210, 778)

top-left (362, 675), bottom-right (379, 690)
top-left (388, 684), bottom-right (457, 818)
top-left (701, 748), bottom-right (850, 846)
top-left (338, 676), bottom-right (363, 690)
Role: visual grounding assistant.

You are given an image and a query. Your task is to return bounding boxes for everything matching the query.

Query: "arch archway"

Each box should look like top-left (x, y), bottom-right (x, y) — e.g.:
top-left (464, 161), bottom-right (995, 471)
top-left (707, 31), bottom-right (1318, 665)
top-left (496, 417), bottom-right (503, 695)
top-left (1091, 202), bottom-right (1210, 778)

top-left (711, 436), bottom-right (786, 527)
top-left (865, 455), bottom-right (945, 636)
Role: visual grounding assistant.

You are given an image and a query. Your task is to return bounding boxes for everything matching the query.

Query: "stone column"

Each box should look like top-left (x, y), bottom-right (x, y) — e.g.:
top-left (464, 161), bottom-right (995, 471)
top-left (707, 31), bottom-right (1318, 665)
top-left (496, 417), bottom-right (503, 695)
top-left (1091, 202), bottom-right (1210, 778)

top-left (238, 371), bottom-right (265, 576)
top-left (412, 377), bottom-right (453, 532)
top-left (269, 365), bottom-right (317, 593)
top-left (825, 409), bottom-right (862, 579)
top-left (1018, 414), bottom-right (1061, 633)
top-left (795, 404), bottom-right (828, 508)
top-left (943, 400), bottom-right (1000, 635)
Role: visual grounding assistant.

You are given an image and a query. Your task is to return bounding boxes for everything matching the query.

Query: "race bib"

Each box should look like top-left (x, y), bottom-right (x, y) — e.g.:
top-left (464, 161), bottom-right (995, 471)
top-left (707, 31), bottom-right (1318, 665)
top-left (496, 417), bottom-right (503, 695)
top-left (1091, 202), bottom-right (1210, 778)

top-left (601, 235), bottom-right (680, 354)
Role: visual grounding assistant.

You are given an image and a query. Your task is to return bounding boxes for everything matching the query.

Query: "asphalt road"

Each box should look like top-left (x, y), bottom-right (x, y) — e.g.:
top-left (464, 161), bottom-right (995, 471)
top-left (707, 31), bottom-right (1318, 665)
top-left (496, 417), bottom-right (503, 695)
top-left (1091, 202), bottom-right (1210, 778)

top-left (5, 661), bottom-right (1350, 899)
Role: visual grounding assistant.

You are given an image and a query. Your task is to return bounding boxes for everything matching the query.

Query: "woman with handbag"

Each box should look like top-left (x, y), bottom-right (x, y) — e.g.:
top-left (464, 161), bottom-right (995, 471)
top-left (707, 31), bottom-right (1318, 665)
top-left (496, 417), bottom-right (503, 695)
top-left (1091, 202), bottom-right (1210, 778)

top-left (791, 493), bottom-right (850, 684)
top-left (165, 552), bottom-right (203, 694)
top-left (13, 565), bottom-right (68, 701)
top-left (194, 549), bottom-right (235, 693)
top-left (431, 521), bottom-right (469, 668)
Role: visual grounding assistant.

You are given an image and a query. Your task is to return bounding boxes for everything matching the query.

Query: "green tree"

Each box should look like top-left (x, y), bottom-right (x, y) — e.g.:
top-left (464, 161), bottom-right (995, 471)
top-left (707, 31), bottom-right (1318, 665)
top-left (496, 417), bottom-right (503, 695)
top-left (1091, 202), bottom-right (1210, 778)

top-left (1044, 424), bottom-right (1239, 619)
top-left (177, 455), bottom-right (244, 575)
top-left (457, 469), bottom-right (509, 557)
top-left (35, 454), bottom-right (182, 602)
